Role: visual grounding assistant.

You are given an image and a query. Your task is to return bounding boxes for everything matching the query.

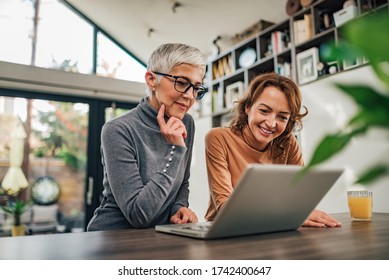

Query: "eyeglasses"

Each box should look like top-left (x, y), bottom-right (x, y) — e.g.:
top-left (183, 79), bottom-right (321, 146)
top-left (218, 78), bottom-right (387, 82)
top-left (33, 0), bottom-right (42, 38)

top-left (153, 71), bottom-right (206, 100)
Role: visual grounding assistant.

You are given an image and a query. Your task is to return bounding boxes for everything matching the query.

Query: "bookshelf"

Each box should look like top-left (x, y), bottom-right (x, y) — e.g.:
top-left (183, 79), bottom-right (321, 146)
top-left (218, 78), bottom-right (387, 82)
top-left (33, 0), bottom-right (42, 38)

top-left (201, 0), bottom-right (388, 127)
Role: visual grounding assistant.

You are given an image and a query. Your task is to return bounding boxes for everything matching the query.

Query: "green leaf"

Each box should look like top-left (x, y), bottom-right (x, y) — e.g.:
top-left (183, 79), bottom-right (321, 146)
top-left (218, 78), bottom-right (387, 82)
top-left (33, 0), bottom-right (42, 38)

top-left (308, 133), bottom-right (353, 167)
top-left (335, 84), bottom-right (389, 129)
top-left (344, 11), bottom-right (389, 62)
top-left (0, 200), bottom-right (32, 216)
top-left (369, 59), bottom-right (389, 89)
top-left (305, 126), bottom-right (367, 169)
top-left (336, 84), bottom-right (389, 109)
top-left (319, 41), bottom-right (361, 63)
top-left (343, 12), bottom-right (389, 87)
top-left (348, 109), bottom-right (389, 129)
top-left (307, 134), bottom-right (351, 167)
top-left (355, 164), bottom-right (389, 185)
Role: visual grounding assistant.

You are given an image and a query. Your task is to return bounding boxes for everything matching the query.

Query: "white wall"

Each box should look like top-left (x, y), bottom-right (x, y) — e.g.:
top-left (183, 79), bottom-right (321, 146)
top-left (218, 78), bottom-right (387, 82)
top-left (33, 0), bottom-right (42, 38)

top-left (300, 66), bottom-right (389, 213)
top-left (188, 117), bottom-right (212, 222)
top-left (190, 65), bottom-right (389, 218)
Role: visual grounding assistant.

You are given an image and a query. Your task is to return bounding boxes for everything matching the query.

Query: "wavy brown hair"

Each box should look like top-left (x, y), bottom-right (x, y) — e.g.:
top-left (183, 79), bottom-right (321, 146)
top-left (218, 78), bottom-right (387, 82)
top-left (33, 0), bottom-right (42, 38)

top-left (230, 72), bottom-right (308, 158)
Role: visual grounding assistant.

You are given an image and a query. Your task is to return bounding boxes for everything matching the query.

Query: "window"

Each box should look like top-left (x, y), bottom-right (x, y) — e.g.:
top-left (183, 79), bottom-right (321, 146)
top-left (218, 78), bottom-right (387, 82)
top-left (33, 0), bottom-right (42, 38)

top-left (0, 0), bottom-right (34, 65)
top-left (0, 0), bottom-right (146, 82)
top-left (35, 0), bottom-right (94, 74)
top-left (97, 32), bottom-right (146, 83)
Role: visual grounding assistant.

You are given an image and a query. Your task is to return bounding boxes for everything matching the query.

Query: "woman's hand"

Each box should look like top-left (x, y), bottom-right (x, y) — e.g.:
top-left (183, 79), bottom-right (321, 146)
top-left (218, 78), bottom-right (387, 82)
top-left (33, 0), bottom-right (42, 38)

top-left (170, 207), bottom-right (198, 224)
top-left (157, 104), bottom-right (187, 147)
top-left (302, 209), bottom-right (342, 228)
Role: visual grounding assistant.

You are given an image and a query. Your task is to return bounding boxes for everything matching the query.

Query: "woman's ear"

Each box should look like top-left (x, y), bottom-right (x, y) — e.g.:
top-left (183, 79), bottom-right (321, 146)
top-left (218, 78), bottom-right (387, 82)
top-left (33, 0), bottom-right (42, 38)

top-left (245, 104), bottom-right (250, 115)
top-left (145, 70), bottom-right (156, 90)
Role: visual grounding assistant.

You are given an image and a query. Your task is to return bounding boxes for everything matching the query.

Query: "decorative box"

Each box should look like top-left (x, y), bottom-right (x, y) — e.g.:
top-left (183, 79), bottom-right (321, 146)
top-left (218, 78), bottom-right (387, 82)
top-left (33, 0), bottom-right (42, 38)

top-left (333, 6), bottom-right (358, 27)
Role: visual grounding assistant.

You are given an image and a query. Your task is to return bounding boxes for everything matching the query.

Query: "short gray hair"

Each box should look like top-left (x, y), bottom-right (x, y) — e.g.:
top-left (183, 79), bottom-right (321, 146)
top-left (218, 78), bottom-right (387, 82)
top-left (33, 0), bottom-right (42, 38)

top-left (146, 43), bottom-right (206, 95)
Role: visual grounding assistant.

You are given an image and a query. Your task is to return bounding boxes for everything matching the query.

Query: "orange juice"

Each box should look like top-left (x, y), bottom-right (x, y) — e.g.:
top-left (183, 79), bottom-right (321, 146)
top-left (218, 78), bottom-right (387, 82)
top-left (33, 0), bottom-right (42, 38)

top-left (347, 190), bottom-right (373, 221)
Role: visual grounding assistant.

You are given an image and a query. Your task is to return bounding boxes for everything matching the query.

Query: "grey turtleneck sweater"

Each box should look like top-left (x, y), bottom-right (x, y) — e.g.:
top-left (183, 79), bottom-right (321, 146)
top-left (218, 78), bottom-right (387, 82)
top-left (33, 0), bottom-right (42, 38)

top-left (87, 97), bottom-right (195, 231)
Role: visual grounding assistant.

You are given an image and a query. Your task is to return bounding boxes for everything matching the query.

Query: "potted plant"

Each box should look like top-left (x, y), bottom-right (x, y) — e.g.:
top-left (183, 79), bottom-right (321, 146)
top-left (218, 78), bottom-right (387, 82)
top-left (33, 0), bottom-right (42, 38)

top-left (303, 10), bottom-right (389, 185)
top-left (1, 200), bottom-right (32, 236)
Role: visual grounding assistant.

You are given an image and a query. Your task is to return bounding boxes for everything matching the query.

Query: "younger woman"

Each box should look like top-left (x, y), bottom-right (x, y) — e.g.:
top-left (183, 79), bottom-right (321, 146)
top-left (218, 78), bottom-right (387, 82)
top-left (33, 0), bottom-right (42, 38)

top-left (205, 72), bottom-right (341, 228)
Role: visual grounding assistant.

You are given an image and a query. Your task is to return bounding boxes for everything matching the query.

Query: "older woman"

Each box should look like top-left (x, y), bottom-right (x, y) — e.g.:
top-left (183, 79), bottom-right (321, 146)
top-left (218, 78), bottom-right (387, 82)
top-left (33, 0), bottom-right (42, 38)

top-left (88, 43), bottom-right (206, 231)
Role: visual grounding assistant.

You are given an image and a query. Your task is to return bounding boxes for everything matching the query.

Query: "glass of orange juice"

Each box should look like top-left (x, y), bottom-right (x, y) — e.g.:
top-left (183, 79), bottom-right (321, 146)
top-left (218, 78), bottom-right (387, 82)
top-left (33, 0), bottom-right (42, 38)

top-left (347, 190), bottom-right (373, 221)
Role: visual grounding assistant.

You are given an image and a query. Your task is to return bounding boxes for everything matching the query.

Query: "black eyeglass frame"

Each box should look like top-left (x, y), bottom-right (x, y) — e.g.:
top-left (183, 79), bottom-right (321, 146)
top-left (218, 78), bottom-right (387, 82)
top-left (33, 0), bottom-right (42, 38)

top-left (152, 71), bottom-right (207, 100)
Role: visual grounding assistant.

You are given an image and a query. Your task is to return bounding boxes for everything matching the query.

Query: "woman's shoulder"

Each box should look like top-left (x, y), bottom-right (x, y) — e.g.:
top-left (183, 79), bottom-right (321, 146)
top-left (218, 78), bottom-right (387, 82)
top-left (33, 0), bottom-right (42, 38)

top-left (102, 110), bottom-right (137, 133)
top-left (104, 111), bottom-right (129, 125)
top-left (205, 126), bottom-right (237, 143)
top-left (206, 126), bottom-right (230, 137)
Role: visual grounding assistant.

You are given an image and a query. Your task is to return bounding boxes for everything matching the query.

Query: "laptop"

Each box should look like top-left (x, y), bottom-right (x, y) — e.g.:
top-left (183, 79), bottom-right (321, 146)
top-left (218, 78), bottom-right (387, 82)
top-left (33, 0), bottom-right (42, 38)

top-left (155, 164), bottom-right (344, 239)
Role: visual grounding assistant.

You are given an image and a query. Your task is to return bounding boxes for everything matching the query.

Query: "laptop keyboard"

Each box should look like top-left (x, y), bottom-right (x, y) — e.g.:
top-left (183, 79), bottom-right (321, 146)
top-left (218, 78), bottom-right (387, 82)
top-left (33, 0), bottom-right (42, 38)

top-left (183, 224), bottom-right (211, 232)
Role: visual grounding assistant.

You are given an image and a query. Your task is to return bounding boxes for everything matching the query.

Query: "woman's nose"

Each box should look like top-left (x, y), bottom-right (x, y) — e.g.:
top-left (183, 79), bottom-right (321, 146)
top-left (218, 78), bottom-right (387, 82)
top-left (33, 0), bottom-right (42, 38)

top-left (266, 115), bottom-right (276, 128)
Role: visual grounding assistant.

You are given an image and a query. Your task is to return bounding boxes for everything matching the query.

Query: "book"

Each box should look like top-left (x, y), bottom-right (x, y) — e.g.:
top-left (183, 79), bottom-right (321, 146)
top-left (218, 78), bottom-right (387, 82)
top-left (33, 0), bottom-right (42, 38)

top-left (271, 31), bottom-right (286, 55)
top-left (293, 14), bottom-right (312, 45)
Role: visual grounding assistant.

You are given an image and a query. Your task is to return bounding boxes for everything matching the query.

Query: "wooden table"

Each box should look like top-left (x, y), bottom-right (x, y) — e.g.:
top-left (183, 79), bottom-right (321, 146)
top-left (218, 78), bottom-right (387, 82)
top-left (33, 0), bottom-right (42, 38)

top-left (0, 213), bottom-right (388, 260)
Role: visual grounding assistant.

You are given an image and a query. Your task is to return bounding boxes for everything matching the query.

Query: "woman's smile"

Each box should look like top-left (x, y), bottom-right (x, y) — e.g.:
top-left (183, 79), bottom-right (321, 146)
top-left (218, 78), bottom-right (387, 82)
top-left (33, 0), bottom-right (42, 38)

top-left (258, 125), bottom-right (275, 136)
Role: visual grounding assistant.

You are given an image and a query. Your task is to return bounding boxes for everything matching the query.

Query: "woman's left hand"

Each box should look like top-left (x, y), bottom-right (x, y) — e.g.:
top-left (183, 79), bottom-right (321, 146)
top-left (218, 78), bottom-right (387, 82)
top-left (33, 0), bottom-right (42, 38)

top-left (157, 104), bottom-right (187, 147)
top-left (302, 209), bottom-right (342, 228)
top-left (170, 207), bottom-right (198, 224)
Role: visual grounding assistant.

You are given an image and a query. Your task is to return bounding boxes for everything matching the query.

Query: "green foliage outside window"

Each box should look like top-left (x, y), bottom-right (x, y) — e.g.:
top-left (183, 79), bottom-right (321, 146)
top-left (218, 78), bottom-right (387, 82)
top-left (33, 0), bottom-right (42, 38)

top-left (33, 101), bottom-right (87, 170)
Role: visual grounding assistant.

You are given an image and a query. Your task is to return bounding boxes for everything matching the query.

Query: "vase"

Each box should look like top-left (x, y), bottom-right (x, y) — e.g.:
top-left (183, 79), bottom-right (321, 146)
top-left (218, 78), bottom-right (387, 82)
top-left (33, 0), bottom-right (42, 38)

top-left (12, 224), bottom-right (26, 236)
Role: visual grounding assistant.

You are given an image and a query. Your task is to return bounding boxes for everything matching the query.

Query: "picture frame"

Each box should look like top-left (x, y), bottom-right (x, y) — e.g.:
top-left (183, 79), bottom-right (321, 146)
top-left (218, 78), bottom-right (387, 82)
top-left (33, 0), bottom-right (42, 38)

top-left (296, 47), bottom-right (319, 85)
top-left (225, 81), bottom-right (244, 109)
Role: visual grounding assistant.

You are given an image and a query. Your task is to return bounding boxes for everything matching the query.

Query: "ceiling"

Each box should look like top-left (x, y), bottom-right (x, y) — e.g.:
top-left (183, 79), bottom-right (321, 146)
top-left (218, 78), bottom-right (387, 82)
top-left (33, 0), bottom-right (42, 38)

top-left (66, 0), bottom-right (288, 65)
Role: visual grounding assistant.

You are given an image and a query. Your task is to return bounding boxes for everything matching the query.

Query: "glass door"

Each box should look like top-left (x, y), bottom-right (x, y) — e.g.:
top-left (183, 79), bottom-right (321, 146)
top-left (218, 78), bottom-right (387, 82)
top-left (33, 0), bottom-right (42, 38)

top-left (0, 90), bottom-right (136, 235)
top-left (0, 94), bottom-right (89, 233)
